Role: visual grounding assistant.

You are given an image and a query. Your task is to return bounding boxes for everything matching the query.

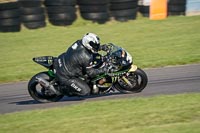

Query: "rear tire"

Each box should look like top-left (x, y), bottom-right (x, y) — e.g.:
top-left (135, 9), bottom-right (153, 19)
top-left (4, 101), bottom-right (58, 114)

top-left (28, 72), bottom-right (64, 103)
top-left (114, 68), bottom-right (148, 93)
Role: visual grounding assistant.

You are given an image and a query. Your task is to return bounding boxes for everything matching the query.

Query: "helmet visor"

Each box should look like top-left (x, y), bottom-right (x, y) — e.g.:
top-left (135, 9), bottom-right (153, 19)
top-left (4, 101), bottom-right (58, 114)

top-left (89, 41), bottom-right (100, 52)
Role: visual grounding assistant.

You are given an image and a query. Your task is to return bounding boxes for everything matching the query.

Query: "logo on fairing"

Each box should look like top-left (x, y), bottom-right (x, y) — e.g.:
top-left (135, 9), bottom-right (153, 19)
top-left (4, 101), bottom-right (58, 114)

top-left (71, 83), bottom-right (81, 92)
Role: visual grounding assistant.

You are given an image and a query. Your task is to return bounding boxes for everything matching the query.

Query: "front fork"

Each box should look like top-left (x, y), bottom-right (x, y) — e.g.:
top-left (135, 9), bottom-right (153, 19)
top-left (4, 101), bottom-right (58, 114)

top-left (121, 65), bottom-right (137, 88)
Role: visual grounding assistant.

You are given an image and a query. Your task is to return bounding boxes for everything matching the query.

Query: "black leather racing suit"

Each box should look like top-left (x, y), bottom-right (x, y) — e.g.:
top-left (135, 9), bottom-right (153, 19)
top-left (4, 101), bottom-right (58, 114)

top-left (54, 40), bottom-right (106, 96)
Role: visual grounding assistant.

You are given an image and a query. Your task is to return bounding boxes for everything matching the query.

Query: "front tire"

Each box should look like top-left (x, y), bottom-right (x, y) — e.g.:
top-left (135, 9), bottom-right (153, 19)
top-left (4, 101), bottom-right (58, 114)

top-left (28, 72), bottom-right (64, 103)
top-left (114, 68), bottom-right (148, 93)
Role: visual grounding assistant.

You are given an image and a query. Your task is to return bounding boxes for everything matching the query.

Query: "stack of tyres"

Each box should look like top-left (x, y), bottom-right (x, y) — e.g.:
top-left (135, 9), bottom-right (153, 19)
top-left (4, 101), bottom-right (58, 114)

top-left (19, 0), bottom-right (46, 29)
top-left (137, 0), bottom-right (150, 17)
top-left (0, 2), bottom-right (21, 32)
top-left (44, 0), bottom-right (77, 26)
top-left (77, 0), bottom-right (110, 24)
top-left (168, 0), bottom-right (186, 16)
top-left (138, 5), bottom-right (149, 17)
top-left (110, 0), bottom-right (138, 21)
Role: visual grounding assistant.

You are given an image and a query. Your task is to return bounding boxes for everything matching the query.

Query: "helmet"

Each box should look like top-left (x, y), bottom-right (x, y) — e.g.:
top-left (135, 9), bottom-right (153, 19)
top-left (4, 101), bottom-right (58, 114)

top-left (82, 33), bottom-right (100, 53)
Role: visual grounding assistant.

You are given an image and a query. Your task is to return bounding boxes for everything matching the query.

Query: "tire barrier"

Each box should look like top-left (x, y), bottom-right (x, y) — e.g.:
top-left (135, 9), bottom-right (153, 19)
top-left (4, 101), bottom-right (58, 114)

top-left (138, 5), bottom-right (149, 17)
top-left (19, 0), bottom-right (46, 29)
top-left (0, 0), bottom-right (194, 33)
top-left (77, 0), bottom-right (110, 24)
top-left (168, 0), bottom-right (186, 16)
top-left (138, 0), bottom-right (186, 17)
top-left (137, 0), bottom-right (150, 17)
top-left (110, 0), bottom-right (138, 21)
top-left (0, 2), bottom-right (21, 32)
top-left (44, 0), bottom-right (77, 26)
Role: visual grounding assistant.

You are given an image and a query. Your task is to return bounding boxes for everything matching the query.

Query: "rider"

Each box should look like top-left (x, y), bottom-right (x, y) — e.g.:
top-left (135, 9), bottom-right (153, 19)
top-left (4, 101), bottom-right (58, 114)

top-left (54, 33), bottom-right (112, 96)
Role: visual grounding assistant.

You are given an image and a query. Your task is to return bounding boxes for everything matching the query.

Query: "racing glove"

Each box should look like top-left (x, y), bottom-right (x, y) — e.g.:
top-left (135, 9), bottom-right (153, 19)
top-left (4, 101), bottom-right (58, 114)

top-left (100, 44), bottom-right (109, 52)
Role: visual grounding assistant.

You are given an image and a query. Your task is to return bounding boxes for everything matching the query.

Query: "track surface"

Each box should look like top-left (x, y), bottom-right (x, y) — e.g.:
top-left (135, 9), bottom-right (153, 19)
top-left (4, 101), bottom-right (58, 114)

top-left (0, 64), bottom-right (200, 114)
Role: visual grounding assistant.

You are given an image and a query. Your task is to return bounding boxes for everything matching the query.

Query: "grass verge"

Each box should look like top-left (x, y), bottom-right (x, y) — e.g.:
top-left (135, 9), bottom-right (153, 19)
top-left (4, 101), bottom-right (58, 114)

top-left (0, 16), bottom-right (200, 83)
top-left (0, 93), bottom-right (200, 133)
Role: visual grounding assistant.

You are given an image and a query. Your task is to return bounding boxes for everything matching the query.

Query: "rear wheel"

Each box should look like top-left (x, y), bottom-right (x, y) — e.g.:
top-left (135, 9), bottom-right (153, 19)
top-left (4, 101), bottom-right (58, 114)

top-left (28, 72), bottom-right (64, 103)
top-left (114, 68), bottom-right (148, 93)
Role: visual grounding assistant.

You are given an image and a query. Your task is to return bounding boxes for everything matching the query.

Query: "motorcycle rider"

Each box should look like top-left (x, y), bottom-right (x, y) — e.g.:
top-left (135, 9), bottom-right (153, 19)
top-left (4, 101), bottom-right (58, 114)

top-left (53, 33), bottom-right (112, 96)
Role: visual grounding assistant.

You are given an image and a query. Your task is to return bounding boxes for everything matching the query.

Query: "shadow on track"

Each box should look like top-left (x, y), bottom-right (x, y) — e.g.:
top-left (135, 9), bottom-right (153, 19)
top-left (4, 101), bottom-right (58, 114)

top-left (10, 92), bottom-right (124, 105)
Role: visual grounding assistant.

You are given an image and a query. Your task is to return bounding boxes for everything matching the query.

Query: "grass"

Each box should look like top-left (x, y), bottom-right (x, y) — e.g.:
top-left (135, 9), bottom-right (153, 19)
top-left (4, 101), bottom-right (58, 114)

top-left (0, 15), bottom-right (200, 83)
top-left (0, 93), bottom-right (199, 133)
top-left (0, 15), bottom-right (200, 133)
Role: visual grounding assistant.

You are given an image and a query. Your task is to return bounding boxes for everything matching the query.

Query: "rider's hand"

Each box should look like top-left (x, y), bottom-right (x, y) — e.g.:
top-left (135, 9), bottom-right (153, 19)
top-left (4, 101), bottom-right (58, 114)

top-left (100, 44), bottom-right (109, 52)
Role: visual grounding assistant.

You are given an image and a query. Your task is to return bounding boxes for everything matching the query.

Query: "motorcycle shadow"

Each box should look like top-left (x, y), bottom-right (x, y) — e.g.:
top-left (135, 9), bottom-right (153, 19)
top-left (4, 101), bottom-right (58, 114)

top-left (12, 92), bottom-right (124, 105)
top-left (61, 91), bottom-right (123, 102)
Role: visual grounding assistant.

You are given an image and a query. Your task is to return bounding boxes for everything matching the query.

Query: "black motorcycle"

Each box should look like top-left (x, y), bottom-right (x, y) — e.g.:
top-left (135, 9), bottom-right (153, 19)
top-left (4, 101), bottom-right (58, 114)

top-left (28, 43), bottom-right (148, 103)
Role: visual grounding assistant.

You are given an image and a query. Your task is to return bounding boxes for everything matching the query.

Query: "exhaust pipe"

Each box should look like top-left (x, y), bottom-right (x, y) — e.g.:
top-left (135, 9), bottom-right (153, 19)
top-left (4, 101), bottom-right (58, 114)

top-left (36, 77), bottom-right (60, 94)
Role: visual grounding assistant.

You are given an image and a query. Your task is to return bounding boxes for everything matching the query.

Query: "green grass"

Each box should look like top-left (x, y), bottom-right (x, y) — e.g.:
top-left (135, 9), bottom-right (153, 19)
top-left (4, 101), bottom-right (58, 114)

top-left (0, 15), bottom-right (200, 83)
top-left (0, 93), bottom-right (199, 133)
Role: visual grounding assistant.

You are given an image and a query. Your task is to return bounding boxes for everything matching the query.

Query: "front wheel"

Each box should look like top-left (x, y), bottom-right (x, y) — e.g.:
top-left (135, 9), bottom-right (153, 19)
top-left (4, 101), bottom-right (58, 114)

top-left (114, 68), bottom-right (148, 93)
top-left (28, 72), bottom-right (64, 103)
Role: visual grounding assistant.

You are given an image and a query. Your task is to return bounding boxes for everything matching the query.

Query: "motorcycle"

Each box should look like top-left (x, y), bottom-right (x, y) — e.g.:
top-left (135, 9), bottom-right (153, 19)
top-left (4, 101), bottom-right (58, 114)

top-left (28, 43), bottom-right (148, 103)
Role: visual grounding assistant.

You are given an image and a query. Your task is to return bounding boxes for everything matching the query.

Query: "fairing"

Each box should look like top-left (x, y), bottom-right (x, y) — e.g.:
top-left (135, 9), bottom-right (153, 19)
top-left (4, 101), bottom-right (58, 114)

top-left (33, 56), bottom-right (54, 69)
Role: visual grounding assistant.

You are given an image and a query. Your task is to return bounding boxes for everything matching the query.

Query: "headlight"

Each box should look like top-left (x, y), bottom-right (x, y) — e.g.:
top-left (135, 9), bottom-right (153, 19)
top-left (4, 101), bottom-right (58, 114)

top-left (126, 51), bottom-right (132, 63)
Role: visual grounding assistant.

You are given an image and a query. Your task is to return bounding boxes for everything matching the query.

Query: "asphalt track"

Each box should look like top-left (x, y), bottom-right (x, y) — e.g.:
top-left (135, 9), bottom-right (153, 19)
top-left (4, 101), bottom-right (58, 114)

top-left (0, 64), bottom-right (200, 114)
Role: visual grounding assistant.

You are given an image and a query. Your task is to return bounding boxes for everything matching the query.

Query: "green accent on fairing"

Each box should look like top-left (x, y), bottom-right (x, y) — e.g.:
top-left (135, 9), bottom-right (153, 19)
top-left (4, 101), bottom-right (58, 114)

top-left (91, 69), bottom-right (130, 83)
top-left (91, 74), bottom-right (107, 83)
top-left (48, 70), bottom-right (55, 77)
